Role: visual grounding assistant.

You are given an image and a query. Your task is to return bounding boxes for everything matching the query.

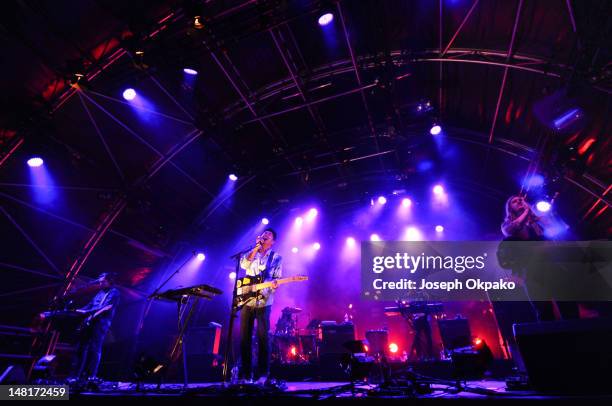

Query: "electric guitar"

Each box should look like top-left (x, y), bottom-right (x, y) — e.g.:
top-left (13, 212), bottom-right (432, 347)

top-left (235, 275), bottom-right (308, 308)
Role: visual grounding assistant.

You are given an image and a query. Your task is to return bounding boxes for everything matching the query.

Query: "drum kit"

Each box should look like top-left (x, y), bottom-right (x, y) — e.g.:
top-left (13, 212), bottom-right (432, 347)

top-left (271, 307), bottom-right (318, 364)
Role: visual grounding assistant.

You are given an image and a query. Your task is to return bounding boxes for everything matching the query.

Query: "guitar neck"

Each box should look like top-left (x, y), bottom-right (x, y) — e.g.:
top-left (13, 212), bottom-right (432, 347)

top-left (243, 276), bottom-right (307, 293)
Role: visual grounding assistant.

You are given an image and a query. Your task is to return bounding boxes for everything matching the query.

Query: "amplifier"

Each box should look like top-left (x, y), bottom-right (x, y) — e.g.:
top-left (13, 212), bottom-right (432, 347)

top-left (184, 322), bottom-right (221, 356)
top-left (319, 322), bottom-right (355, 355)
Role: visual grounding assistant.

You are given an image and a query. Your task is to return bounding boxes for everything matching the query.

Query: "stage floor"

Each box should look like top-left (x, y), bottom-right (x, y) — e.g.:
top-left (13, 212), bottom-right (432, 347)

top-left (71, 380), bottom-right (612, 404)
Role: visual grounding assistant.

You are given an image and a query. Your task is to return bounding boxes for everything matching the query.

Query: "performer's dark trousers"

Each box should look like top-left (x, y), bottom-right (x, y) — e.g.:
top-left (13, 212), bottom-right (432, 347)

top-left (240, 305), bottom-right (271, 379)
top-left (73, 318), bottom-right (111, 379)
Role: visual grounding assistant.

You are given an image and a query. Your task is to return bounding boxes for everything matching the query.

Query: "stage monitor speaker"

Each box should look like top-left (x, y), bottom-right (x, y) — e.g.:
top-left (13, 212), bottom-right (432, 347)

top-left (319, 322), bottom-right (355, 355)
top-left (438, 318), bottom-right (471, 352)
top-left (514, 318), bottom-right (612, 393)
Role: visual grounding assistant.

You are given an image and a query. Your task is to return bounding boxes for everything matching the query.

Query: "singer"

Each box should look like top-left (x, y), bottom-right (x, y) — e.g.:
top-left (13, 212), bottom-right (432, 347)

top-left (238, 228), bottom-right (282, 384)
top-left (501, 195), bottom-right (544, 240)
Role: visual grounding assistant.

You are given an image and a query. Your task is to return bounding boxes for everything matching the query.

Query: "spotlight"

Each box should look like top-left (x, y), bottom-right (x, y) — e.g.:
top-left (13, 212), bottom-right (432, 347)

top-left (261, 218), bottom-right (269, 225)
top-left (229, 272), bottom-right (236, 280)
top-left (430, 124), bottom-right (442, 135)
top-left (370, 233), bottom-right (381, 241)
top-left (346, 237), bottom-right (356, 247)
top-left (401, 198), bottom-right (412, 208)
top-left (183, 68), bottom-right (198, 75)
top-left (435, 225), bottom-right (444, 232)
top-left (196, 252), bottom-right (205, 261)
top-left (473, 337), bottom-right (483, 346)
top-left (389, 343), bottom-right (399, 354)
top-left (193, 16), bottom-right (204, 29)
top-left (313, 242), bottom-right (321, 250)
top-left (536, 200), bottom-right (551, 213)
top-left (228, 174), bottom-right (238, 181)
top-left (377, 196), bottom-right (387, 205)
top-left (122, 88), bottom-right (136, 100)
top-left (405, 227), bottom-right (422, 241)
top-left (291, 247), bottom-right (299, 254)
top-left (318, 12), bottom-right (334, 26)
top-left (295, 217), bottom-right (303, 226)
top-left (307, 208), bottom-right (318, 220)
top-left (27, 157), bottom-right (44, 167)
top-left (433, 184), bottom-right (444, 195)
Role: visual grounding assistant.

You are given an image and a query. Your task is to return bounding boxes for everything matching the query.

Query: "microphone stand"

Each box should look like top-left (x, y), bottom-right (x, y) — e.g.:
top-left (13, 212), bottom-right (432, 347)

top-left (222, 245), bottom-right (257, 383)
top-left (148, 253), bottom-right (195, 300)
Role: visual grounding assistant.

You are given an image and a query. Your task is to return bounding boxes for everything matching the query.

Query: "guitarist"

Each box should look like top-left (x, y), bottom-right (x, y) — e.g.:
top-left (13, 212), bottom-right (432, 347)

top-left (70, 272), bottom-right (120, 383)
top-left (238, 228), bottom-right (282, 384)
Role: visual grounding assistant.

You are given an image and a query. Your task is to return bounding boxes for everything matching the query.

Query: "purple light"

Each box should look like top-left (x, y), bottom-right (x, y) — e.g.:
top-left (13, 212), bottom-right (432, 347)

top-left (196, 252), bottom-right (206, 261)
top-left (313, 242), bottom-right (321, 250)
top-left (229, 271), bottom-right (236, 280)
top-left (405, 227), bottom-right (422, 241)
top-left (430, 124), bottom-right (442, 135)
top-left (401, 198), bottom-right (412, 208)
top-left (183, 68), bottom-right (198, 75)
top-left (370, 233), bottom-right (381, 241)
top-left (122, 88), bottom-right (136, 100)
top-left (377, 196), bottom-right (387, 205)
top-left (228, 174), bottom-right (238, 181)
top-left (346, 237), bottom-right (356, 247)
top-left (318, 12), bottom-right (334, 26)
top-left (435, 225), bottom-right (444, 233)
top-left (433, 184), bottom-right (444, 195)
top-left (307, 208), bottom-right (318, 220)
top-left (27, 157), bottom-right (44, 167)
top-left (536, 201), bottom-right (551, 213)
top-left (291, 247), bottom-right (299, 254)
top-left (261, 218), bottom-right (269, 225)
top-left (295, 216), bottom-right (303, 226)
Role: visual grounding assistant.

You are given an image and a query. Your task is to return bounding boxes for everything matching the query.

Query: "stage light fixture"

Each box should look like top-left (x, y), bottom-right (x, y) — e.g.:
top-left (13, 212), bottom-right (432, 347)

top-left (401, 198), bottom-right (412, 208)
top-left (229, 272), bottom-right (236, 280)
top-left (123, 88), bottom-right (136, 100)
top-left (295, 217), bottom-right (303, 226)
top-left (307, 208), bottom-right (318, 220)
top-left (318, 12), bottom-right (334, 26)
top-left (193, 16), bottom-right (204, 29)
top-left (313, 242), bottom-right (321, 250)
top-left (377, 196), bottom-right (387, 205)
top-left (370, 234), bottom-right (381, 241)
top-left (196, 252), bottom-right (205, 261)
top-left (291, 247), bottom-right (299, 254)
top-left (433, 184), bottom-right (444, 195)
top-left (435, 225), bottom-right (444, 232)
top-left (389, 343), bottom-right (399, 353)
top-left (346, 237), bottom-right (356, 247)
top-left (261, 218), bottom-right (269, 225)
top-left (536, 200), bottom-right (551, 212)
top-left (183, 68), bottom-right (198, 75)
top-left (430, 124), bottom-right (442, 135)
top-left (228, 174), bottom-right (238, 181)
top-left (27, 157), bottom-right (44, 167)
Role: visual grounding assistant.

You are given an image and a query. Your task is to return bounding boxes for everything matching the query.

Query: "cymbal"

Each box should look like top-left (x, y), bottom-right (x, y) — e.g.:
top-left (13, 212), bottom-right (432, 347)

top-left (281, 306), bottom-right (302, 314)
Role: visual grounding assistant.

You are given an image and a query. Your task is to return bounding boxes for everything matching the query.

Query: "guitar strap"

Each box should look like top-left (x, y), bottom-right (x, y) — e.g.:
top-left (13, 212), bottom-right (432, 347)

top-left (263, 251), bottom-right (276, 281)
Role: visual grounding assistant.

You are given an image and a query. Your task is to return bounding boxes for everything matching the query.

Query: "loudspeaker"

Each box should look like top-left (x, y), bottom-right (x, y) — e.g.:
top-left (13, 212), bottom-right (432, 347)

top-left (514, 318), bottom-right (612, 393)
top-left (184, 323), bottom-right (221, 356)
top-left (438, 318), bottom-right (471, 352)
top-left (319, 322), bottom-right (355, 355)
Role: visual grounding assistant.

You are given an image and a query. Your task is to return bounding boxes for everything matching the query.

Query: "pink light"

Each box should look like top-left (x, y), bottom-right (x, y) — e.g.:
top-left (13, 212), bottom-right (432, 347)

top-left (313, 242), bottom-right (321, 250)
top-left (196, 252), bottom-right (206, 261)
top-left (291, 247), bottom-right (299, 254)
top-left (377, 196), bottom-right (387, 205)
top-left (433, 184), bottom-right (444, 195)
top-left (370, 233), bottom-right (381, 241)
top-left (435, 225), bottom-right (444, 233)
top-left (401, 198), bottom-right (412, 208)
top-left (346, 237), bottom-right (356, 247)
top-left (307, 208), bottom-right (318, 220)
top-left (294, 217), bottom-right (303, 226)
top-left (318, 12), bottom-right (334, 26)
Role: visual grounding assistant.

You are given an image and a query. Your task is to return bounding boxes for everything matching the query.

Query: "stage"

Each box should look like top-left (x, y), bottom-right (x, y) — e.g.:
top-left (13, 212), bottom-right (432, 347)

top-left (70, 380), bottom-right (612, 404)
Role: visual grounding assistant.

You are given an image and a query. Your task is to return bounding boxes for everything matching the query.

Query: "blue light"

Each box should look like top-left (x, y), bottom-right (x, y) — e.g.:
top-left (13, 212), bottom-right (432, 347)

top-left (228, 174), bottom-right (238, 181)
top-left (318, 13), bottom-right (334, 26)
top-left (183, 68), bottom-right (198, 75)
top-left (430, 125), bottom-right (442, 135)
top-left (122, 88), bottom-right (136, 100)
top-left (27, 157), bottom-right (44, 167)
top-left (261, 218), bottom-right (269, 225)
top-left (196, 252), bottom-right (206, 261)
top-left (536, 201), bottom-right (551, 213)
